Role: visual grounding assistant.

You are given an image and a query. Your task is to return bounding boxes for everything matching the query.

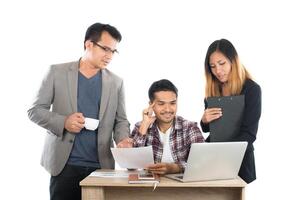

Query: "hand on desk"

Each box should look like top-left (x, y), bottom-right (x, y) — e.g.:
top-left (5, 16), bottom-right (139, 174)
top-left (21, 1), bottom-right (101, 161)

top-left (146, 163), bottom-right (182, 175)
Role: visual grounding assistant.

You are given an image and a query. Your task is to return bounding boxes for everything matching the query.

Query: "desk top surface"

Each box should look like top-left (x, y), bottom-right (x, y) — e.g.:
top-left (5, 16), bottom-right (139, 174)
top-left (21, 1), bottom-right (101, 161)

top-left (80, 169), bottom-right (247, 188)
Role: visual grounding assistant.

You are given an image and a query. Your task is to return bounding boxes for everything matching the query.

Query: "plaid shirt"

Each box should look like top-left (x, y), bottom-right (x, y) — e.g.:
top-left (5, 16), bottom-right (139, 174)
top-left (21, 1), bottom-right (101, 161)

top-left (130, 116), bottom-right (204, 169)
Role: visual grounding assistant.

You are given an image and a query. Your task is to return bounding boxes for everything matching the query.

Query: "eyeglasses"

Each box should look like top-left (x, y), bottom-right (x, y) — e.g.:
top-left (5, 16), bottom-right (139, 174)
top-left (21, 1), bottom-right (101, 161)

top-left (91, 41), bottom-right (119, 54)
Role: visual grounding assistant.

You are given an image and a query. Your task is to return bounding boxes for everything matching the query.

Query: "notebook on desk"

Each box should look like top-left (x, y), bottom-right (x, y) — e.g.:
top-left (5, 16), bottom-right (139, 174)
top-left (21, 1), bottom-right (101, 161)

top-left (165, 142), bottom-right (247, 182)
top-left (128, 172), bottom-right (160, 184)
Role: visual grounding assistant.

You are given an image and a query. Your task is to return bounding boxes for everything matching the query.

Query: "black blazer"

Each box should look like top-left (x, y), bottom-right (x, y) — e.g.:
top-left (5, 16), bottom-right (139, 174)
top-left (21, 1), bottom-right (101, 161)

top-left (201, 79), bottom-right (261, 183)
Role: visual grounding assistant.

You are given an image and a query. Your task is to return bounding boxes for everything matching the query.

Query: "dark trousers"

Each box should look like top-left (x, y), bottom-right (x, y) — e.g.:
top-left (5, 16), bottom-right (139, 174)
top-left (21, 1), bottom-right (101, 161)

top-left (50, 164), bottom-right (97, 200)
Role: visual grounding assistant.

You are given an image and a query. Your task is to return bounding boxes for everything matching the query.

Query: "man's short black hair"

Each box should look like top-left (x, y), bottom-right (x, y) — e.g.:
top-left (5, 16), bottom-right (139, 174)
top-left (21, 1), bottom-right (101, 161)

top-left (84, 23), bottom-right (122, 49)
top-left (148, 79), bottom-right (178, 102)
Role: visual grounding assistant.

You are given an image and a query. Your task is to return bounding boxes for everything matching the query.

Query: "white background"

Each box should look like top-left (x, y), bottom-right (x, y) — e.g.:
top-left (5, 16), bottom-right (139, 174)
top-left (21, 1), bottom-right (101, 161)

top-left (1, 0), bottom-right (299, 199)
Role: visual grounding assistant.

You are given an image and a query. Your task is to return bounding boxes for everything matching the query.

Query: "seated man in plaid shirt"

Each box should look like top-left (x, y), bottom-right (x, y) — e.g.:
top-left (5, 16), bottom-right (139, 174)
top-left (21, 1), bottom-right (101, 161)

top-left (130, 79), bottom-right (205, 175)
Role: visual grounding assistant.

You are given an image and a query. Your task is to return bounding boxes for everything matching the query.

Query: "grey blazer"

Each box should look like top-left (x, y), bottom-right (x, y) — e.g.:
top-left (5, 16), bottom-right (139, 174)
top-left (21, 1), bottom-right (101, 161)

top-left (28, 60), bottom-right (130, 176)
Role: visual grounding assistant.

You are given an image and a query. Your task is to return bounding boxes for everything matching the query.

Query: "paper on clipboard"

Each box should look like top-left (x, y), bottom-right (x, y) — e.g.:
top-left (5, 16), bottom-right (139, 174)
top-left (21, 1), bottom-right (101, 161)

top-left (111, 146), bottom-right (154, 169)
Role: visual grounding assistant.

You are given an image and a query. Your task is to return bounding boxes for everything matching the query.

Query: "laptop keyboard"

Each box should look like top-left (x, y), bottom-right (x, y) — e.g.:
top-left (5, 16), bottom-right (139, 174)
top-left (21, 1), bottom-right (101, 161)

top-left (176, 175), bottom-right (183, 179)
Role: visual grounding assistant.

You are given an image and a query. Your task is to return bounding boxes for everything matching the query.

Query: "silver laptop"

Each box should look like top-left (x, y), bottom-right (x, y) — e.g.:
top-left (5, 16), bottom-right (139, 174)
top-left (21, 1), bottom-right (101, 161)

top-left (165, 142), bottom-right (247, 182)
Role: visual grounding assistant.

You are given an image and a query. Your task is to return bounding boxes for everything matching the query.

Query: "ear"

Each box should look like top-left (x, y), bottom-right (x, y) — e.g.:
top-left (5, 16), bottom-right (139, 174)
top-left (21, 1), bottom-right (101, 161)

top-left (85, 40), bottom-right (93, 50)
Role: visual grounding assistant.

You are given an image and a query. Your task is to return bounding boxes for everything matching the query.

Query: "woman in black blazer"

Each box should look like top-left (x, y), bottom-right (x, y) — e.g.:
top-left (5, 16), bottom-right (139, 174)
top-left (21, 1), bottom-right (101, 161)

top-left (200, 39), bottom-right (261, 184)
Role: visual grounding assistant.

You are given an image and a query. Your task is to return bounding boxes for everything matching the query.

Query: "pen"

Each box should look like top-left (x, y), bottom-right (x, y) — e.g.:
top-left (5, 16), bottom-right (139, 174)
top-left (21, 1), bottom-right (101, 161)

top-left (152, 182), bottom-right (158, 191)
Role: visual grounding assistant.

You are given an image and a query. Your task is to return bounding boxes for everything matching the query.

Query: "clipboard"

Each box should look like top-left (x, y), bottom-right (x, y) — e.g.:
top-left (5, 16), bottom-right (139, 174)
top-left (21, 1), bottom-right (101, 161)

top-left (207, 95), bottom-right (245, 142)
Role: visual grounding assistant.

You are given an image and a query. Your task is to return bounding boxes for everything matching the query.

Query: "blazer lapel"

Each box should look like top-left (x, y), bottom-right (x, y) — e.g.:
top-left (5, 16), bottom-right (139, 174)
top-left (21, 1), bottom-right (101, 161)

top-left (67, 62), bottom-right (79, 113)
top-left (99, 69), bottom-right (111, 122)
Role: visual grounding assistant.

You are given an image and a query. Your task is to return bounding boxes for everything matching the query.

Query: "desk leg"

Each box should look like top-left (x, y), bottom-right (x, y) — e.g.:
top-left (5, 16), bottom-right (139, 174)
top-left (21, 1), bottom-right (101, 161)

top-left (82, 186), bottom-right (105, 200)
top-left (241, 187), bottom-right (245, 200)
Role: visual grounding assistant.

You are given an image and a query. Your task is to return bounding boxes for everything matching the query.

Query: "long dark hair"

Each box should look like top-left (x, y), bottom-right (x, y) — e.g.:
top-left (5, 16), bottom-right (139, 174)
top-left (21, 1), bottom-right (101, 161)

top-left (204, 39), bottom-right (252, 97)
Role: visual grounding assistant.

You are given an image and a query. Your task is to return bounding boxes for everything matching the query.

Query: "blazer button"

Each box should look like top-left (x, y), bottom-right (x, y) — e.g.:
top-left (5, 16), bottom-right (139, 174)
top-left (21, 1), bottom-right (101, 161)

top-left (69, 139), bottom-right (74, 143)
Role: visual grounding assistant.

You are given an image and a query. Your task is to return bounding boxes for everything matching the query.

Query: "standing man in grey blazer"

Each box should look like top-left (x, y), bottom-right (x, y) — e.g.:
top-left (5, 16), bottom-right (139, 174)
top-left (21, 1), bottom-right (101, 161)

top-left (28, 23), bottom-right (132, 200)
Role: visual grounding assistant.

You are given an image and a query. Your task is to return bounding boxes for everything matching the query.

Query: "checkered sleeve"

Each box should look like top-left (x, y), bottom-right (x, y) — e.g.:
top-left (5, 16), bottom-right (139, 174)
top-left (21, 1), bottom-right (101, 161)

top-left (177, 161), bottom-right (187, 170)
top-left (176, 121), bottom-right (205, 171)
top-left (189, 122), bottom-right (205, 143)
top-left (130, 123), bottom-right (147, 147)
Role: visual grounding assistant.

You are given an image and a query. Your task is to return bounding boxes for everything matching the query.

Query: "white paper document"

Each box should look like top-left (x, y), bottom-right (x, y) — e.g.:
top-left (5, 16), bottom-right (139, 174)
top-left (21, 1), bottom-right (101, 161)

top-left (89, 171), bottom-right (129, 178)
top-left (111, 146), bottom-right (154, 169)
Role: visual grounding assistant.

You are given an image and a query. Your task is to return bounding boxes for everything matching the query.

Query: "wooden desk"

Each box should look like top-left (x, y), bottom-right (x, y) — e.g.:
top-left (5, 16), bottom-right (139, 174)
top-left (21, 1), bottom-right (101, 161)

top-left (80, 170), bottom-right (246, 200)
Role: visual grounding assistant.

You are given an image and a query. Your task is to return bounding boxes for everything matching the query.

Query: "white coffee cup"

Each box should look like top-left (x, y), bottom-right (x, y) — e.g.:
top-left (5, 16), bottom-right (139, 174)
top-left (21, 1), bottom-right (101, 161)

top-left (84, 117), bottom-right (99, 130)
